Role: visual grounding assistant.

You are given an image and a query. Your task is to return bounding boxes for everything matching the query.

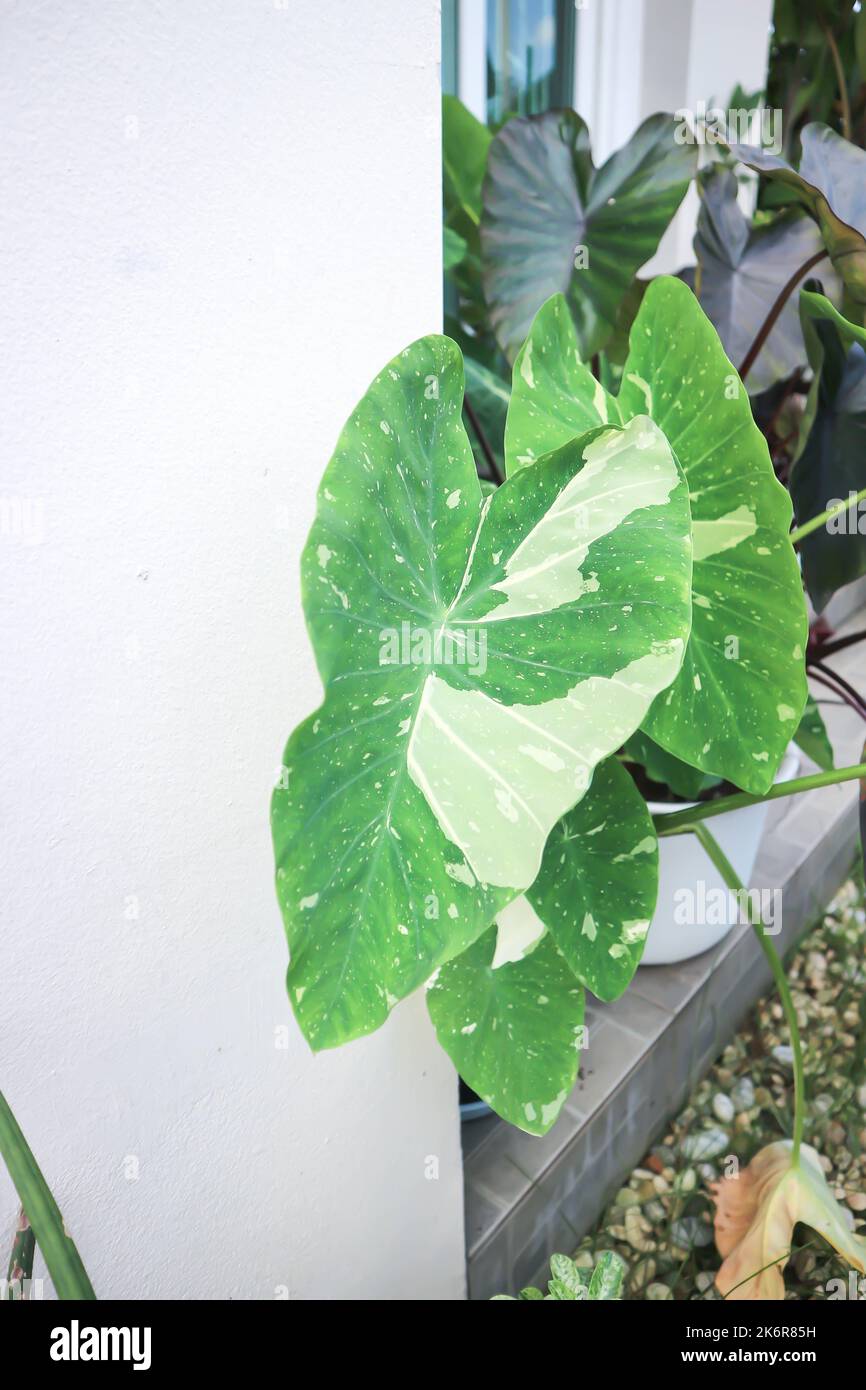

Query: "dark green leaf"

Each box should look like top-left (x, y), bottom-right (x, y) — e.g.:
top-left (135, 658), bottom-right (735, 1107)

top-left (729, 123), bottom-right (866, 325)
top-left (481, 110), bottom-right (696, 360)
top-left (793, 290), bottom-right (866, 611)
top-left (694, 166), bottom-right (828, 392)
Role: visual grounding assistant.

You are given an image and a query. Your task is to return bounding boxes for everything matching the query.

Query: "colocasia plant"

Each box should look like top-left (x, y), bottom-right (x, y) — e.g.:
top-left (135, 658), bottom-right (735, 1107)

top-left (272, 102), bottom-right (866, 1300)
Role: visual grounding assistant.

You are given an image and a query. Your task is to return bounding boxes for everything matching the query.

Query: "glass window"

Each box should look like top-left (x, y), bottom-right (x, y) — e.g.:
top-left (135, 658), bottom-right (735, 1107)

top-left (486, 0), bottom-right (575, 125)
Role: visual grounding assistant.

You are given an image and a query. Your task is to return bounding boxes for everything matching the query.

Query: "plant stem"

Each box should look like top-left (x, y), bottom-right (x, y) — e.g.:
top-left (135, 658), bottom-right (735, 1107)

top-left (463, 395), bottom-right (503, 484)
top-left (809, 660), bottom-right (866, 719)
top-left (0, 1090), bottom-right (96, 1300)
top-left (790, 486), bottom-right (866, 543)
top-left (738, 250), bottom-right (828, 384)
top-left (813, 626), bottom-right (866, 659)
top-left (822, 21), bottom-right (852, 140)
top-left (808, 667), bottom-right (866, 721)
top-left (653, 761), bottom-right (866, 835)
top-left (691, 823), bottom-right (804, 1164)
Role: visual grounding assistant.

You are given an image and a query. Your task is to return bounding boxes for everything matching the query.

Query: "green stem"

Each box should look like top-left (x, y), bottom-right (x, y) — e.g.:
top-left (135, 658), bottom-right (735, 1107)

top-left (790, 486), bottom-right (866, 544)
top-left (653, 761), bottom-right (866, 836)
top-left (822, 21), bottom-right (852, 140)
top-left (0, 1090), bottom-right (96, 1300)
top-left (691, 824), bottom-right (805, 1164)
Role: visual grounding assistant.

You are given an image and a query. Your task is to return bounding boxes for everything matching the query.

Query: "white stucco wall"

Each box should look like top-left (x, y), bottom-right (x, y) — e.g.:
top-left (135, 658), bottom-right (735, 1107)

top-left (0, 0), bottom-right (466, 1300)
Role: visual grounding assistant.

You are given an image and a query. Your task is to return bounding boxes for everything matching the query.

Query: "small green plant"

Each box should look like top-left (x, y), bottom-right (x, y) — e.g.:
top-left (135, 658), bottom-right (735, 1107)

top-left (0, 1089), bottom-right (95, 1300)
top-left (491, 1250), bottom-right (626, 1301)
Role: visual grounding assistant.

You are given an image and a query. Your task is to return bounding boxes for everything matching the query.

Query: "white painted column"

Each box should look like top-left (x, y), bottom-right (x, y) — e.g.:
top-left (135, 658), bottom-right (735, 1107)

top-left (0, 0), bottom-right (466, 1300)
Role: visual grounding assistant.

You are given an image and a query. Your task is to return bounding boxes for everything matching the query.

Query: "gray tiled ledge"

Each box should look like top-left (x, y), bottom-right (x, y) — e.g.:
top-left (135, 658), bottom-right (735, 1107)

top-left (464, 596), bottom-right (866, 1300)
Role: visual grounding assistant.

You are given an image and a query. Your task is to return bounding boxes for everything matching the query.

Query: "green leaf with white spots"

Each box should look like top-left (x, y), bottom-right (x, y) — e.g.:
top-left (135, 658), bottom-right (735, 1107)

top-left (526, 757), bottom-right (658, 1000)
top-left (506, 278), bottom-right (808, 793)
top-left (794, 693), bottom-right (834, 771)
top-left (272, 333), bottom-right (692, 1051)
top-left (549, 1253), bottom-right (585, 1294)
top-left (427, 926), bottom-right (585, 1135)
top-left (480, 110), bottom-right (696, 362)
top-left (588, 1250), bottom-right (626, 1299)
top-left (622, 729), bottom-right (722, 800)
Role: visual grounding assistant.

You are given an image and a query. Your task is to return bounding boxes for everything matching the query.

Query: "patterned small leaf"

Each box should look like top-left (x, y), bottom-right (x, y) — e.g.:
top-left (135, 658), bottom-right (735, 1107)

top-left (427, 927), bottom-right (584, 1135)
top-left (587, 1250), bottom-right (626, 1299)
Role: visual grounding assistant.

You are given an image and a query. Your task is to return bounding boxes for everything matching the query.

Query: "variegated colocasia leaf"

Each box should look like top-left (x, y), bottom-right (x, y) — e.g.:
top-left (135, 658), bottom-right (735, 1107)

top-left (272, 336), bottom-right (692, 1050)
top-left (506, 277), bottom-right (808, 794)
top-left (480, 110), bottom-right (696, 362)
top-left (427, 926), bottom-right (584, 1135)
top-left (526, 756), bottom-right (658, 1000)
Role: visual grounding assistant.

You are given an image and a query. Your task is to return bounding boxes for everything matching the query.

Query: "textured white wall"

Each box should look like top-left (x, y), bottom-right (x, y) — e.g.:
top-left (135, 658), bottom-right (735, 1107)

top-left (0, 0), bottom-right (466, 1300)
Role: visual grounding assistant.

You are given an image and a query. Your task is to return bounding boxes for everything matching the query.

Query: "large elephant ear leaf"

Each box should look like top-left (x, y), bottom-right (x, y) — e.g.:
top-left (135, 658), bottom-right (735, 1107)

top-left (506, 279), bottom-right (808, 793)
top-left (427, 926), bottom-right (585, 1135)
top-left (793, 289), bottom-right (866, 613)
top-left (526, 756), bottom-right (658, 1001)
top-left (693, 166), bottom-right (830, 393)
top-left (272, 337), bottom-right (693, 1051)
top-left (481, 110), bottom-right (696, 363)
top-left (729, 122), bottom-right (866, 326)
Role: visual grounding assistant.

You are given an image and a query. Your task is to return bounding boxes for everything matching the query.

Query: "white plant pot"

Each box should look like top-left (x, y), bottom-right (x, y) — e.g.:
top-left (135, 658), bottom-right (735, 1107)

top-left (640, 748), bottom-right (800, 967)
